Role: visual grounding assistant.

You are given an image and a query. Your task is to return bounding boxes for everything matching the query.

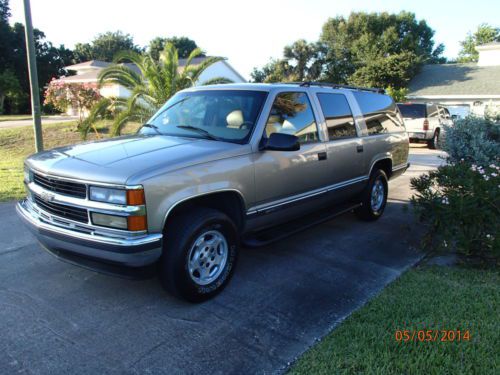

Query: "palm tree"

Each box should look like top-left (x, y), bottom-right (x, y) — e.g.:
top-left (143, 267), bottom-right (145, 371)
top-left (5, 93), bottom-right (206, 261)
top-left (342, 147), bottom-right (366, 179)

top-left (82, 43), bottom-right (232, 138)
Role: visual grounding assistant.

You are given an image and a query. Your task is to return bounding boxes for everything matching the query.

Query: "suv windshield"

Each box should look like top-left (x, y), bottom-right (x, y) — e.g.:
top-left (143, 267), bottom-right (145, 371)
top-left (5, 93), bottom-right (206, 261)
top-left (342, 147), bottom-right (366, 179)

top-left (142, 90), bottom-right (268, 143)
top-left (397, 103), bottom-right (427, 119)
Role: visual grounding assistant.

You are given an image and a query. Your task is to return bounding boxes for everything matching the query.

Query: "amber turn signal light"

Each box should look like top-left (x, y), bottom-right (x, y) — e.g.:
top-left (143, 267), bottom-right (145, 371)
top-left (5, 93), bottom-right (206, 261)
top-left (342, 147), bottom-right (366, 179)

top-left (127, 215), bottom-right (147, 231)
top-left (127, 189), bottom-right (145, 205)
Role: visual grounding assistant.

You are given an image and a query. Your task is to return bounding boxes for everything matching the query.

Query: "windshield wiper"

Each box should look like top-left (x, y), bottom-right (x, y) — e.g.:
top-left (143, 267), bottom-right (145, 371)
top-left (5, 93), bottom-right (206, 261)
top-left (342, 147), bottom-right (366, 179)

top-left (176, 125), bottom-right (222, 141)
top-left (141, 123), bottom-right (162, 134)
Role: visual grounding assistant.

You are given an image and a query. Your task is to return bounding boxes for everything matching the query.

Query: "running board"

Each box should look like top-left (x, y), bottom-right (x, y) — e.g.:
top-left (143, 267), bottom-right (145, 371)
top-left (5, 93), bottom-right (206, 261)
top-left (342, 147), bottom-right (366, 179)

top-left (242, 202), bottom-right (361, 248)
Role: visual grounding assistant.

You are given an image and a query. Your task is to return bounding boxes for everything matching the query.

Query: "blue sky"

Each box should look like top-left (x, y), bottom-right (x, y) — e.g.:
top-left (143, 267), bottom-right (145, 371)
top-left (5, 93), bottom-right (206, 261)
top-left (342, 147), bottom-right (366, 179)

top-left (8, 0), bottom-right (500, 79)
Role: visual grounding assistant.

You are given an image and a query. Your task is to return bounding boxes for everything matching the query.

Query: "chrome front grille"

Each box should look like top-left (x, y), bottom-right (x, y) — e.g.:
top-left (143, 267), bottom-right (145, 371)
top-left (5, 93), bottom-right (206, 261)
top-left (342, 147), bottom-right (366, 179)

top-left (34, 195), bottom-right (89, 223)
top-left (33, 173), bottom-right (87, 199)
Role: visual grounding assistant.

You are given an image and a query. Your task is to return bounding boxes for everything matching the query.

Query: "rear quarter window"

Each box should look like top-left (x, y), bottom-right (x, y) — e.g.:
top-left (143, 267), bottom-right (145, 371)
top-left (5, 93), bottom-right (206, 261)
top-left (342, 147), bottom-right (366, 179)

top-left (354, 91), bottom-right (403, 135)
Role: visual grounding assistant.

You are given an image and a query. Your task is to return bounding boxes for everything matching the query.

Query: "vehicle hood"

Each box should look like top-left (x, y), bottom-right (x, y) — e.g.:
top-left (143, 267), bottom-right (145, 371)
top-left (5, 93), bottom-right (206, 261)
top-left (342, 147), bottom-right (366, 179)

top-left (26, 135), bottom-right (250, 185)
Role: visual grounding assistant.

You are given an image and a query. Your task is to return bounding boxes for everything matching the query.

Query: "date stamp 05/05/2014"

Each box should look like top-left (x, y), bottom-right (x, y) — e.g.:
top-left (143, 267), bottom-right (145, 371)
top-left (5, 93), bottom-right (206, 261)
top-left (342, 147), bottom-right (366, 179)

top-left (394, 328), bottom-right (472, 343)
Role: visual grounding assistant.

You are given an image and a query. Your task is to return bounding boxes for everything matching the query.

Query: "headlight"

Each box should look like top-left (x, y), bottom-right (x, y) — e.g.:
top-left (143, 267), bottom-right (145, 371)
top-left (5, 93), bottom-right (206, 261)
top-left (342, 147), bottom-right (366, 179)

top-left (24, 165), bottom-right (32, 183)
top-left (89, 186), bottom-right (127, 205)
top-left (89, 186), bottom-right (145, 205)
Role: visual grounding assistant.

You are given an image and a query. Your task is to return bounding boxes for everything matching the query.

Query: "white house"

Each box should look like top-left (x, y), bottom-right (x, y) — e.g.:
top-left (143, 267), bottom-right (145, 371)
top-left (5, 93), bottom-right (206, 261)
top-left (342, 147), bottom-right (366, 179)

top-left (407, 42), bottom-right (500, 118)
top-left (57, 57), bottom-right (247, 115)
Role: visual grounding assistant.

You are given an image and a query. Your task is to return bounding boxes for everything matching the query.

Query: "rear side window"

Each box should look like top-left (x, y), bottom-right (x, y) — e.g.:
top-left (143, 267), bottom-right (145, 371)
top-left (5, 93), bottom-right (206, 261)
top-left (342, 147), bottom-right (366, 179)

top-left (398, 104), bottom-right (427, 119)
top-left (428, 105), bottom-right (439, 118)
top-left (265, 92), bottom-right (319, 143)
top-left (317, 93), bottom-right (357, 140)
top-left (354, 92), bottom-right (403, 135)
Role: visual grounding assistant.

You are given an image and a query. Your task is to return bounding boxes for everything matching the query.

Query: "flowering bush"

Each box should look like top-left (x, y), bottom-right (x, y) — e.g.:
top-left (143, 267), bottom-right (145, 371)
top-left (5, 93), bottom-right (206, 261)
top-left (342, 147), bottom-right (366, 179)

top-left (411, 116), bottom-right (499, 264)
top-left (44, 80), bottom-right (102, 136)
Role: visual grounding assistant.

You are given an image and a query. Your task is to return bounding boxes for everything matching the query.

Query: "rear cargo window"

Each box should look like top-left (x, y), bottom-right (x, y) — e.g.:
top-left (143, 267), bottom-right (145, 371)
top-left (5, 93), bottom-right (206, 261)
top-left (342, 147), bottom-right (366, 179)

top-left (397, 104), bottom-right (427, 119)
top-left (317, 93), bottom-right (357, 140)
top-left (354, 91), bottom-right (403, 135)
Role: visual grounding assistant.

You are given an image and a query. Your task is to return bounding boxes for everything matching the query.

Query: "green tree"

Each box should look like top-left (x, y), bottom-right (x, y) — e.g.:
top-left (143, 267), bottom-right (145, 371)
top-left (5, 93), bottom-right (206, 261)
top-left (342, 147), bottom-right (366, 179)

top-left (320, 11), bottom-right (444, 87)
top-left (74, 31), bottom-right (141, 62)
top-left (82, 43), bottom-right (231, 138)
top-left (0, 69), bottom-right (21, 114)
top-left (0, 0), bottom-right (11, 70)
top-left (385, 86), bottom-right (409, 102)
top-left (148, 36), bottom-right (203, 60)
top-left (457, 24), bottom-right (500, 63)
top-left (251, 40), bottom-right (323, 82)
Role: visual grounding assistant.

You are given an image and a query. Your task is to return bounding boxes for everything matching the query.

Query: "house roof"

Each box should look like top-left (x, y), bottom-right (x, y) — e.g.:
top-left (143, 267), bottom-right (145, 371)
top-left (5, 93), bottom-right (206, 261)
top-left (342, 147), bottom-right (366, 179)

top-left (60, 56), bottom-right (246, 83)
top-left (408, 63), bottom-right (500, 97)
top-left (66, 57), bottom-right (214, 72)
top-left (57, 70), bottom-right (102, 83)
top-left (65, 60), bottom-right (112, 70)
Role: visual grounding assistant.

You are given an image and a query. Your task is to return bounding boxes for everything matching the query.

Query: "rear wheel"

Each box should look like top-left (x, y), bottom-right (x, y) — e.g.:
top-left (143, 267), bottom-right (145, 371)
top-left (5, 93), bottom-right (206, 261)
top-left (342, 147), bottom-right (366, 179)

top-left (427, 130), bottom-right (439, 149)
top-left (160, 207), bottom-right (239, 302)
top-left (355, 169), bottom-right (388, 221)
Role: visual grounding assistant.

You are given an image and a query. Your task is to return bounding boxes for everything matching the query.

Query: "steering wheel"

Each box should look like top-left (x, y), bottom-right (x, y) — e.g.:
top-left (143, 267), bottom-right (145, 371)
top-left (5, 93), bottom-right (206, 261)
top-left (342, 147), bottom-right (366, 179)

top-left (238, 121), bottom-right (254, 130)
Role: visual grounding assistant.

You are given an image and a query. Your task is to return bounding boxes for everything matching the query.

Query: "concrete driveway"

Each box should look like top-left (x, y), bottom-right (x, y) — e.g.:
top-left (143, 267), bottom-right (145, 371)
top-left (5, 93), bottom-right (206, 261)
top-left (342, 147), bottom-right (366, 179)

top-left (0, 147), bottom-right (444, 374)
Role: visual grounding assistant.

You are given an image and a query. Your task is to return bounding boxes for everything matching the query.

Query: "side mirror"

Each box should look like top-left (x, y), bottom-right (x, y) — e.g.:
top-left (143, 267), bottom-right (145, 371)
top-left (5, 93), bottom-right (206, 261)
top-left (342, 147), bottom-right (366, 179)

top-left (261, 133), bottom-right (300, 151)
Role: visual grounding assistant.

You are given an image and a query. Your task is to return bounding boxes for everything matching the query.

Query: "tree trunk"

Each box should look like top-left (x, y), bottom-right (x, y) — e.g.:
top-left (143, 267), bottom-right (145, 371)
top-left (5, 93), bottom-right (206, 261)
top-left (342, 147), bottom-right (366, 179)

top-left (0, 94), bottom-right (5, 115)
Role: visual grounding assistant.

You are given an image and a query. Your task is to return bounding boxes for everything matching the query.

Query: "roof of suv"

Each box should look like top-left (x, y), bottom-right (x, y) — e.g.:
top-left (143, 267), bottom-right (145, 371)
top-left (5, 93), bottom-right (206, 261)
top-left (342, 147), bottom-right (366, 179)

top-left (186, 83), bottom-right (302, 92)
top-left (186, 82), bottom-right (386, 93)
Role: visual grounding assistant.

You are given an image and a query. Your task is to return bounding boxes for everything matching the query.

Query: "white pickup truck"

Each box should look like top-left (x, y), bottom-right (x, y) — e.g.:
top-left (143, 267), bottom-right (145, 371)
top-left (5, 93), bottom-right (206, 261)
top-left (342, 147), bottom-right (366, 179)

top-left (397, 103), bottom-right (453, 149)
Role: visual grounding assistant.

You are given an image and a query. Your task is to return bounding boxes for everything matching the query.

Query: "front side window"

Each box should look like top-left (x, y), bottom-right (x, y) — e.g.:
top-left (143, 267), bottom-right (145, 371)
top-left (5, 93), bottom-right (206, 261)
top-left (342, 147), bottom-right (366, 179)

top-left (317, 93), bottom-right (357, 140)
top-left (145, 90), bottom-right (268, 143)
top-left (265, 92), bottom-right (319, 143)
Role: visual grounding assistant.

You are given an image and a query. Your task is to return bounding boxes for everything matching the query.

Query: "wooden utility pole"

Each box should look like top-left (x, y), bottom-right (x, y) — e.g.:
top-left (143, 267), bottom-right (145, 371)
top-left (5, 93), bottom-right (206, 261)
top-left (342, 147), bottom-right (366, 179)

top-left (23, 0), bottom-right (43, 152)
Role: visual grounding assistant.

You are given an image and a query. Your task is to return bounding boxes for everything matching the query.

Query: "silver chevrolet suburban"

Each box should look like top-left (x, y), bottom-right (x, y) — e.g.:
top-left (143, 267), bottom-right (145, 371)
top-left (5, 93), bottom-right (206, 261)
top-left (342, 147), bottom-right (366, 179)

top-left (17, 82), bottom-right (409, 302)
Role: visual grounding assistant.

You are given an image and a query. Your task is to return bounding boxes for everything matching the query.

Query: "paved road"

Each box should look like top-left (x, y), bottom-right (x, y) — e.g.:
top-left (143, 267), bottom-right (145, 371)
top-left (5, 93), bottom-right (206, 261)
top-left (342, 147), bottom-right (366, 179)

top-left (0, 147), bottom-right (444, 374)
top-left (0, 115), bottom-right (78, 129)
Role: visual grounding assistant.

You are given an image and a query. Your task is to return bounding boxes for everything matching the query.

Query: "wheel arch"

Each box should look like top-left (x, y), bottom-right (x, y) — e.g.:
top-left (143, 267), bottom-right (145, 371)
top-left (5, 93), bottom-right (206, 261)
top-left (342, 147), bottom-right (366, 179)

top-left (368, 157), bottom-right (393, 179)
top-left (162, 190), bottom-right (247, 233)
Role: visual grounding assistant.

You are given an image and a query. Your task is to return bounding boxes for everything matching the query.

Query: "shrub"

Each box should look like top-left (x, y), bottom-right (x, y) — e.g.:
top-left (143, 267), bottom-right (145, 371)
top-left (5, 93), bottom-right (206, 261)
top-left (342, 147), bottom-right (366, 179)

top-left (411, 116), bottom-right (499, 264)
top-left (442, 116), bottom-right (499, 166)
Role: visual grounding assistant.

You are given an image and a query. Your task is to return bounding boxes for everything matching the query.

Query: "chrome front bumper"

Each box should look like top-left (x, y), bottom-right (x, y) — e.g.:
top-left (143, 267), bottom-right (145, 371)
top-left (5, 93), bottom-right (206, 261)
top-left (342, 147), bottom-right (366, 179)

top-left (17, 198), bottom-right (163, 268)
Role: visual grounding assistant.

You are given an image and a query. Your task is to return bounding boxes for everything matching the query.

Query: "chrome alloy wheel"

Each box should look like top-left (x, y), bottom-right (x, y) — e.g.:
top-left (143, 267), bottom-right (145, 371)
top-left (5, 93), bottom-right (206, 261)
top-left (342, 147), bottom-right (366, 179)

top-left (187, 230), bottom-right (228, 286)
top-left (370, 178), bottom-right (385, 212)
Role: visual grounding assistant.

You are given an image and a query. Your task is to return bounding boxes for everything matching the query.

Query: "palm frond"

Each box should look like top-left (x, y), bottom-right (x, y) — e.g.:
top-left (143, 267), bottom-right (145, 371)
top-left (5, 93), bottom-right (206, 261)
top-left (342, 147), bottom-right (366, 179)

top-left (80, 97), bottom-right (112, 139)
top-left (201, 77), bottom-right (234, 85)
top-left (98, 65), bottom-right (143, 90)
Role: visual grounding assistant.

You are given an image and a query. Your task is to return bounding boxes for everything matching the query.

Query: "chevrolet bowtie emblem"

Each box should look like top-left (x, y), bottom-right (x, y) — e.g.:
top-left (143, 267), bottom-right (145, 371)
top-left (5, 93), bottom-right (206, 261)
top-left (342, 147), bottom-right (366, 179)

top-left (39, 191), bottom-right (55, 202)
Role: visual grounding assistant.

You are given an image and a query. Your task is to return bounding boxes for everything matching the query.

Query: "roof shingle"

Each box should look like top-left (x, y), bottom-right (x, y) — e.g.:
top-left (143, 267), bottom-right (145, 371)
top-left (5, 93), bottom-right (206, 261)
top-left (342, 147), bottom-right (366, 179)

top-left (408, 63), bottom-right (500, 96)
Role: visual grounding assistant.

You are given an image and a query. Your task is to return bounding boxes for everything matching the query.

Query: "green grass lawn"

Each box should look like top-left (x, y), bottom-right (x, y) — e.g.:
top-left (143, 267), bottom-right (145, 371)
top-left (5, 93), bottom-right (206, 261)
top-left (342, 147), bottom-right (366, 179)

top-left (0, 121), bottom-right (140, 201)
top-left (290, 266), bottom-right (499, 375)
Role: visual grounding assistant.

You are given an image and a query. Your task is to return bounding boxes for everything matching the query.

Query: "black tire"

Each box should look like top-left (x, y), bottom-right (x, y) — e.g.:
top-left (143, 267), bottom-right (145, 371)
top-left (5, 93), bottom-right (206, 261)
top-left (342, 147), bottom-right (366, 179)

top-left (355, 169), bottom-right (388, 221)
top-left (159, 207), bottom-right (239, 303)
top-left (427, 130), bottom-right (439, 149)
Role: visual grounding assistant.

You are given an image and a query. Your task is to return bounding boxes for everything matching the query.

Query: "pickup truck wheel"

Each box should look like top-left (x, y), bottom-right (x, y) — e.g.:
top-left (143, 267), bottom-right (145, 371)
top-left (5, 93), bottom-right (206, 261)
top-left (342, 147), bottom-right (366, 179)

top-left (160, 208), bottom-right (238, 302)
top-left (355, 169), bottom-right (388, 221)
top-left (427, 130), bottom-right (439, 149)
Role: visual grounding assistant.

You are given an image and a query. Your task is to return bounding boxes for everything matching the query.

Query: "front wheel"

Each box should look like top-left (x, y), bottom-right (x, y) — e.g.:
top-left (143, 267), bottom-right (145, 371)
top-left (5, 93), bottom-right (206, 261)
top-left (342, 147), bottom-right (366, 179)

top-left (160, 207), bottom-right (239, 302)
top-left (355, 169), bottom-right (388, 221)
